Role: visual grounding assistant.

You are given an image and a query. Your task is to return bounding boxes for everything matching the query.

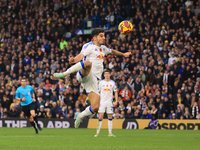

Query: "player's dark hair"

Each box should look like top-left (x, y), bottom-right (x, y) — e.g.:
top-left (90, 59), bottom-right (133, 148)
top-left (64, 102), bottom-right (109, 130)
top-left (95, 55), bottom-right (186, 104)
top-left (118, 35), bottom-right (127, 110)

top-left (21, 77), bottom-right (26, 81)
top-left (91, 28), bottom-right (104, 38)
top-left (104, 69), bottom-right (111, 73)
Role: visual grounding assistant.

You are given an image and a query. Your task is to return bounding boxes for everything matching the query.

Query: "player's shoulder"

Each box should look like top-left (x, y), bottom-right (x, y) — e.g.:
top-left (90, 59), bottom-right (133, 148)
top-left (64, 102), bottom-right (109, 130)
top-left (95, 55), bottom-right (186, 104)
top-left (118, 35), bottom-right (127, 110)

top-left (109, 79), bottom-right (116, 84)
top-left (99, 79), bottom-right (105, 83)
top-left (100, 45), bottom-right (108, 48)
top-left (101, 45), bottom-right (112, 53)
top-left (83, 41), bottom-right (94, 49)
top-left (27, 85), bottom-right (33, 89)
top-left (16, 86), bottom-right (22, 90)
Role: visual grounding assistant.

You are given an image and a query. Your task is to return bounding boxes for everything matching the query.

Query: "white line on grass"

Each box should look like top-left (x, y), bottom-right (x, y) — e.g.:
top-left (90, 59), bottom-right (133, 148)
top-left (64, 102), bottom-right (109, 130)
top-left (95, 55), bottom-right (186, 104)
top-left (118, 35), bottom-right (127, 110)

top-left (1, 134), bottom-right (200, 138)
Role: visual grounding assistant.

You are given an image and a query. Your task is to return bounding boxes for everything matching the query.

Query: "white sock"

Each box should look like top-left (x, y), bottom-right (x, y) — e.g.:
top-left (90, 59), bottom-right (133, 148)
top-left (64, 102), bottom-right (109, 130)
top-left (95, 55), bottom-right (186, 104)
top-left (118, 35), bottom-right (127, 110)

top-left (96, 119), bottom-right (102, 134)
top-left (63, 61), bottom-right (86, 76)
top-left (79, 106), bottom-right (94, 119)
top-left (108, 119), bottom-right (113, 134)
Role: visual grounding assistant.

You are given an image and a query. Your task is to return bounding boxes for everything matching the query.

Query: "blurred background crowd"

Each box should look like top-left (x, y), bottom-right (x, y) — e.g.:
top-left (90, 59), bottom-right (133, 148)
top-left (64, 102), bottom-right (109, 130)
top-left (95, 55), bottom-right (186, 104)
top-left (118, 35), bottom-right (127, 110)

top-left (0, 0), bottom-right (200, 120)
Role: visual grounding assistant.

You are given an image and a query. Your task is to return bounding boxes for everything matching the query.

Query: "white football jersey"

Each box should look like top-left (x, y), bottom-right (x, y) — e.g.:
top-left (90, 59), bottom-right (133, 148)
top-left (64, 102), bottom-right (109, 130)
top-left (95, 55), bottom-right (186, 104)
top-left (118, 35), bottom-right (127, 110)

top-left (99, 79), bottom-right (117, 103)
top-left (80, 41), bottom-right (112, 79)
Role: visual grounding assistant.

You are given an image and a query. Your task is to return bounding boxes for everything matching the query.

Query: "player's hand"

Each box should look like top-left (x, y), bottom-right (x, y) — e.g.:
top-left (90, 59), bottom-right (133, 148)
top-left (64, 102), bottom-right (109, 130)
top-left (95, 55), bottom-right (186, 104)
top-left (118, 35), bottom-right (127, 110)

top-left (21, 98), bottom-right (26, 101)
top-left (33, 98), bottom-right (36, 102)
top-left (69, 57), bottom-right (75, 64)
top-left (123, 52), bottom-right (132, 57)
top-left (113, 101), bottom-right (118, 107)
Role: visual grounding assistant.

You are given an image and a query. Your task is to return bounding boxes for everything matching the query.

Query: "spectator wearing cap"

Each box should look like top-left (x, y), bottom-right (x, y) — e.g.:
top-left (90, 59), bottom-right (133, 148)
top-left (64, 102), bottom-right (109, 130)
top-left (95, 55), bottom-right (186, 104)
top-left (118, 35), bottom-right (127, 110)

top-left (160, 26), bottom-right (167, 36)
top-left (38, 105), bottom-right (47, 118)
top-left (168, 52), bottom-right (177, 67)
top-left (171, 113), bottom-right (176, 120)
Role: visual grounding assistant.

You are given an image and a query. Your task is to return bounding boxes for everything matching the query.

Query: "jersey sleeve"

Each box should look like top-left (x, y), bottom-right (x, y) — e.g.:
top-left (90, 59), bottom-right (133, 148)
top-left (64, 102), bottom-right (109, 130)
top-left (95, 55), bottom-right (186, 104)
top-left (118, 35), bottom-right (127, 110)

top-left (30, 86), bottom-right (34, 94)
top-left (80, 44), bottom-right (93, 56)
top-left (15, 88), bottom-right (20, 99)
top-left (102, 45), bottom-right (112, 55)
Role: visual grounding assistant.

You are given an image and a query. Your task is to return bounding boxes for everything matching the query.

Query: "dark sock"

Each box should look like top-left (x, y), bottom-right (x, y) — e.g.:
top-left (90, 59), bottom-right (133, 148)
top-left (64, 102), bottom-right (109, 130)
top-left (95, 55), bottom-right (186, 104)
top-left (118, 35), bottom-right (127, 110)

top-left (30, 121), bottom-right (36, 129)
top-left (34, 116), bottom-right (38, 125)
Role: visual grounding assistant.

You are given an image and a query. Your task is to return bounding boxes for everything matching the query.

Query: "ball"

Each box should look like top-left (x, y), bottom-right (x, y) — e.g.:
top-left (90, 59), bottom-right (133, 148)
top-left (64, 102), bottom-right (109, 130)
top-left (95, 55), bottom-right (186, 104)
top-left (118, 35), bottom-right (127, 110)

top-left (118, 21), bottom-right (133, 35)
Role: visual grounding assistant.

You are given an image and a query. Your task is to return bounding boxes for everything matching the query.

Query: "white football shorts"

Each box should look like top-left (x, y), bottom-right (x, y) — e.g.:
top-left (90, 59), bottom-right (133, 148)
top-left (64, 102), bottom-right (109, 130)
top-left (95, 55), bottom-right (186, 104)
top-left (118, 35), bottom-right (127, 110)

top-left (76, 70), bottom-right (100, 95)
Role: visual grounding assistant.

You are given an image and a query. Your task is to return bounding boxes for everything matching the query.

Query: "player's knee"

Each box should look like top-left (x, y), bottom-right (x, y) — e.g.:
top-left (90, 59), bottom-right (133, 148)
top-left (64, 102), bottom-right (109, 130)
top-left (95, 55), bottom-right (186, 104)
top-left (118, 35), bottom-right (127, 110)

top-left (92, 104), bottom-right (100, 112)
top-left (29, 117), bottom-right (34, 122)
top-left (84, 60), bottom-right (91, 68)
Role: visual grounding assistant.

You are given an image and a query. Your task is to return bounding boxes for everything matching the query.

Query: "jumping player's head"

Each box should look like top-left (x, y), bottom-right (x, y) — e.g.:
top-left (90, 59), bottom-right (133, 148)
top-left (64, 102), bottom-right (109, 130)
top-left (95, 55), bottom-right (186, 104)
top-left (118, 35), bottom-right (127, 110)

top-left (21, 77), bottom-right (27, 87)
top-left (91, 28), bottom-right (105, 46)
top-left (104, 69), bottom-right (111, 80)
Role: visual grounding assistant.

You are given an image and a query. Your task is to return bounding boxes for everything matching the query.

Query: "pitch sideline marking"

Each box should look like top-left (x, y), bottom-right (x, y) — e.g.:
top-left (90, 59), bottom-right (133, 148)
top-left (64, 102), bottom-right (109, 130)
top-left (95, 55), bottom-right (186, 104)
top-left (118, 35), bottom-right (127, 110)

top-left (1, 134), bottom-right (200, 138)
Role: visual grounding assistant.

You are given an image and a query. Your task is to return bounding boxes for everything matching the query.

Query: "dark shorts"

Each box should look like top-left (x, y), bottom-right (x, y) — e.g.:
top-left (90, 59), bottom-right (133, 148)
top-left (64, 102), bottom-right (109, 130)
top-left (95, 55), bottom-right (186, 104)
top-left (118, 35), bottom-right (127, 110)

top-left (22, 102), bottom-right (35, 118)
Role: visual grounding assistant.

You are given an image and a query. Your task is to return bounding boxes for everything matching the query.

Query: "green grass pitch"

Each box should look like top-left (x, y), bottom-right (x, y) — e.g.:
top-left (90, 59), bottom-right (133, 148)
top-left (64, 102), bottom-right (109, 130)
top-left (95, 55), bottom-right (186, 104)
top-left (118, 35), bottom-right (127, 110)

top-left (0, 128), bottom-right (199, 150)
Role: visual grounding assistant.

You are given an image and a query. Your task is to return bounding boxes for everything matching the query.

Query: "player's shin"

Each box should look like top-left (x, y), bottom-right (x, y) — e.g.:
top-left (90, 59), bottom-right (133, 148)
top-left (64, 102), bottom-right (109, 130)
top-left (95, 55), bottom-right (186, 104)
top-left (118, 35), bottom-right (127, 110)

top-left (108, 118), bottom-right (113, 134)
top-left (30, 121), bottom-right (37, 130)
top-left (79, 106), bottom-right (94, 119)
top-left (96, 119), bottom-right (102, 134)
top-left (63, 61), bottom-right (86, 76)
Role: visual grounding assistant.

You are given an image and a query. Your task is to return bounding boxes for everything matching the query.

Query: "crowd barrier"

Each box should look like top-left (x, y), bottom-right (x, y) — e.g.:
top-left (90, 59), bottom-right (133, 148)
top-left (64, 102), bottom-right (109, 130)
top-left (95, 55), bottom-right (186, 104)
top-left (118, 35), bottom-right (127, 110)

top-left (0, 118), bottom-right (199, 130)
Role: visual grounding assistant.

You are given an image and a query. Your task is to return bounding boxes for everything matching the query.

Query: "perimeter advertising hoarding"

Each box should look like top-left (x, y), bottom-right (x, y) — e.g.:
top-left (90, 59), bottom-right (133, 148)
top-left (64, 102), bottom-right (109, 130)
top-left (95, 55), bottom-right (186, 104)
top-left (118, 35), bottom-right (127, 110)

top-left (88, 119), bottom-right (200, 130)
top-left (0, 118), bottom-right (88, 128)
top-left (0, 119), bottom-right (199, 130)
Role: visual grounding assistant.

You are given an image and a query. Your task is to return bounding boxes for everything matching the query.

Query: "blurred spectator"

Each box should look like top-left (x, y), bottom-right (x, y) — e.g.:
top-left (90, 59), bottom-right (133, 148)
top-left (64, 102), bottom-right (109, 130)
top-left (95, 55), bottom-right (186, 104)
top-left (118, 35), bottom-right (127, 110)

top-left (50, 102), bottom-right (61, 118)
top-left (38, 105), bottom-right (47, 118)
top-left (141, 110), bottom-right (152, 119)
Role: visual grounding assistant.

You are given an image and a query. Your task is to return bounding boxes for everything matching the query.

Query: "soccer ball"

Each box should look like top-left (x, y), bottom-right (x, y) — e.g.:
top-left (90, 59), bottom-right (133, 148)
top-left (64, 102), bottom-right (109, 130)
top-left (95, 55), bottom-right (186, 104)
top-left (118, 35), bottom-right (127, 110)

top-left (118, 21), bottom-right (133, 35)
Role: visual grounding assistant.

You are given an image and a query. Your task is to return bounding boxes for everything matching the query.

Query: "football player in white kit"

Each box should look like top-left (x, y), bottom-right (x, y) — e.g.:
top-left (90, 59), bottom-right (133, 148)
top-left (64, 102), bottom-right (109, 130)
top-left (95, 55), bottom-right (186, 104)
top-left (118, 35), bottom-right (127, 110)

top-left (53, 29), bottom-right (131, 128)
top-left (95, 70), bottom-right (118, 137)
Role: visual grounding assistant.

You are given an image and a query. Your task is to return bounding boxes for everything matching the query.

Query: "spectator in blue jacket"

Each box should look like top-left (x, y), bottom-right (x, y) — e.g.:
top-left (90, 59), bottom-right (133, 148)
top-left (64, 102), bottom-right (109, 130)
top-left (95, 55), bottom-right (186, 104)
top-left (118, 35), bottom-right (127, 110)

top-left (141, 110), bottom-right (152, 119)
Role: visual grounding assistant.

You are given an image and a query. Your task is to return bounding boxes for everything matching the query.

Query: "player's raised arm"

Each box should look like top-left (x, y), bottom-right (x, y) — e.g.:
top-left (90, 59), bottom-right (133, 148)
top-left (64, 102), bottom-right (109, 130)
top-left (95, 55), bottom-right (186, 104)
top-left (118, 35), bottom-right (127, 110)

top-left (110, 49), bottom-right (131, 57)
top-left (69, 53), bottom-right (85, 64)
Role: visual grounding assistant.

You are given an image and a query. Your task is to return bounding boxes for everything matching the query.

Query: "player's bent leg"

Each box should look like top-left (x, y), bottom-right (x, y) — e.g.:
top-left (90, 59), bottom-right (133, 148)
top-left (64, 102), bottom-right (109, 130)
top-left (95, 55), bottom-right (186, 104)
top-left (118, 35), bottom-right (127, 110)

top-left (75, 92), bottom-right (100, 129)
top-left (107, 114), bottom-right (115, 137)
top-left (30, 110), bottom-right (36, 118)
top-left (53, 60), bottom-right (91, 79)
top-left (95, 113), bottom-right (104, 137)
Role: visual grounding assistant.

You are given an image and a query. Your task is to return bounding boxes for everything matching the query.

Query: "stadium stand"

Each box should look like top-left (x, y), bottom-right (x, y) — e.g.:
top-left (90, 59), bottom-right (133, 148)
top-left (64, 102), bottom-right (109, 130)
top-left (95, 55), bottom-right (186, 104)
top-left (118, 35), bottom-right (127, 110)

top-left (0, 0), bottom-right (200, 120)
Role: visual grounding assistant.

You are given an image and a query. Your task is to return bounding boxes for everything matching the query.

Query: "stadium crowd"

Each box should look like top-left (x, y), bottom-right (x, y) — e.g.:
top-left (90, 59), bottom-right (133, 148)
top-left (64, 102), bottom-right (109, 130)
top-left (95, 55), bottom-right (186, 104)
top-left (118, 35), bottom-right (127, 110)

top-left (0, 0), bottom-right (200, 120)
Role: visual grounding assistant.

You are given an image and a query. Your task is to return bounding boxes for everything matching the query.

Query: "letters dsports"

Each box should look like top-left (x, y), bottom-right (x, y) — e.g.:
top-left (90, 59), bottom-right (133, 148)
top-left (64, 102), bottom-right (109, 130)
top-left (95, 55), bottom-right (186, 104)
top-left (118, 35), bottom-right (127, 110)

top-left (88, 119), bottom-right (200, 130)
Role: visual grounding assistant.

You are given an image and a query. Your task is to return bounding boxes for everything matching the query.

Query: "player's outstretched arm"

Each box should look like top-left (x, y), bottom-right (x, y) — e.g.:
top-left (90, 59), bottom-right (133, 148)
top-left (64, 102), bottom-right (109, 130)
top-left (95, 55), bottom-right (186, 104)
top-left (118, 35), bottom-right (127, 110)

top-left (69, 53), bottom-right (85, 64)
top-left (110, 49), bottom-right (131, 57)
